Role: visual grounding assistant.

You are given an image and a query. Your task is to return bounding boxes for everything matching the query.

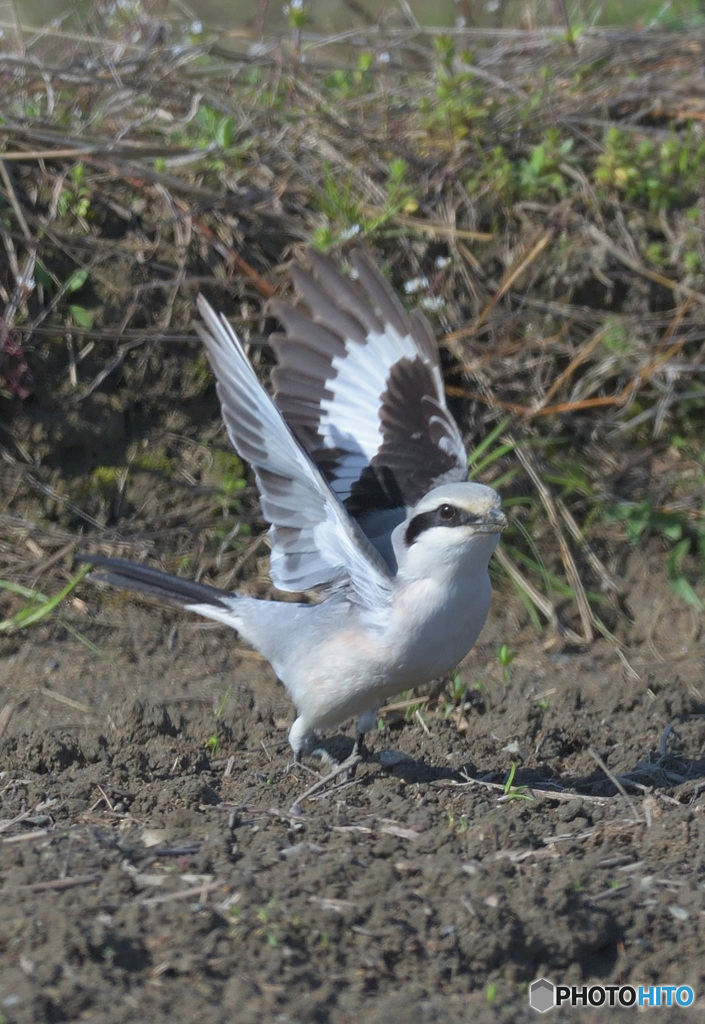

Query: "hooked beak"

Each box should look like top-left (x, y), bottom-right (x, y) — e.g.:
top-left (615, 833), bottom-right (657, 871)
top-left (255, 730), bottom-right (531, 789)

top-left (481, 507), bottom-right (508, 534)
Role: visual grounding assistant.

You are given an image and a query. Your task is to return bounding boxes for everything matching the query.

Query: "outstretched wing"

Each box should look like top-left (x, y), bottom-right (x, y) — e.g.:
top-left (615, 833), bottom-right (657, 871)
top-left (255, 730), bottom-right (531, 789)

top-left (269, 250), bottom-right (468, 518)
top-left (195, 296), bottom-right (392, 606)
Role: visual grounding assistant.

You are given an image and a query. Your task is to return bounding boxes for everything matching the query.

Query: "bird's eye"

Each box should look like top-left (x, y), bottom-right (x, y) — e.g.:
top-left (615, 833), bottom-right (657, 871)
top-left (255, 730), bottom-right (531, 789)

top-left (438, 504), bottom-right (456, 521)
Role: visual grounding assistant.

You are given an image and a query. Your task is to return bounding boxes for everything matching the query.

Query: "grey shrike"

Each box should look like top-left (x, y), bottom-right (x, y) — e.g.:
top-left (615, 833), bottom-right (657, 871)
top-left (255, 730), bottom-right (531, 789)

top-left (80, 251), bottom-right (506, 760)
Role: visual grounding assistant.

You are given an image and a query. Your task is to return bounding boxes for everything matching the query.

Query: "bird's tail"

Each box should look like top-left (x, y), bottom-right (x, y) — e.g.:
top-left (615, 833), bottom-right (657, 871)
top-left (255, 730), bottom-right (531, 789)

top-left (76, 554), bottom-right (237, 615)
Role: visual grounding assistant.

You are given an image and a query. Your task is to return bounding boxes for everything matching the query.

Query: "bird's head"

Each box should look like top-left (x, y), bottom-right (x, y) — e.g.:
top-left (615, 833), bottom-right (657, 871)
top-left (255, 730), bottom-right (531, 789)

top-left (394, 482), bottom-right (506, 583)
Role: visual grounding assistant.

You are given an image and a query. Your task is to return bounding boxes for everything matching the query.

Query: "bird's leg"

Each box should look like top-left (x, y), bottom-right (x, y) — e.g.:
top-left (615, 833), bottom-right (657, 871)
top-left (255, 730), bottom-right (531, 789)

top-left (351, 731), bottom-right (368, 759)
top-left (344, 713), bottom-right (377, 778)
top-left (284, 729), bottom-right (321, 776)
top-left (311, 726), bottom-right (370, 777)
top-left (352, 706), bottom-right (379, 764)
top-left (284, 751), bottom-right (305, 775)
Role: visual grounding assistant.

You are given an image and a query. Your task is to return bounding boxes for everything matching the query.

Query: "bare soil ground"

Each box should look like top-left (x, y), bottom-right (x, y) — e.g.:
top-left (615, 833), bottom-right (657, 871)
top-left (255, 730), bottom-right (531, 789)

top-left (3, 318), bottom-right (705, 1019)
top-left (2, 17), bottom-right (705, 1023)
top-left (2, 540), bottom-right (705, 1022)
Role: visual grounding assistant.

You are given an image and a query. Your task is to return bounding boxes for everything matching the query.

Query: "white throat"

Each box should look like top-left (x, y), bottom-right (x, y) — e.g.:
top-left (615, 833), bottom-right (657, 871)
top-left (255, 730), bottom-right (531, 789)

top-left (393, 521), bottom-right (500, 587)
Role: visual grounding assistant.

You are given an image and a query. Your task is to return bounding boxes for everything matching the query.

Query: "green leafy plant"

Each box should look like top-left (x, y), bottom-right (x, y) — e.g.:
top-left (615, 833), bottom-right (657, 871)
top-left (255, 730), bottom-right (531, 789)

top-left (667, 540), bottom-right (703, 612)
top-left (418, 36), bottom-right (490, 140)
top-left (604, 498), bottom-right (682, 547)
top-left (604, 498), bottom-right (704, 610)
top-left (465, 145), bottom-right (515, 202)
top-left (518, 130), bottom-right (576, 200)
top-left (63, 267), bottom-right (94, 329)
top-left (57, 164), bottom-right (91, 222)
top-left (33, 260), bottom-right (95, 329)
top-left (323, 52), bottom-right (374, 100)
top-left (206, 452), bottom-right (248, 517)
top-left (159, 105), bottom-right (251, 174)
top-left (193, 106), bottom-right (238, 150)
top-left (594, 126), bottom-right (705, 212)
top-left (312, 159), bottom-right (418, 248)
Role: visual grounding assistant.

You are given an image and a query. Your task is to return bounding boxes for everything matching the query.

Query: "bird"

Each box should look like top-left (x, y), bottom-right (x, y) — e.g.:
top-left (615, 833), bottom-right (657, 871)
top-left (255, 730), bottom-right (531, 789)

top-left (79, 250), bottom-right (506, 762)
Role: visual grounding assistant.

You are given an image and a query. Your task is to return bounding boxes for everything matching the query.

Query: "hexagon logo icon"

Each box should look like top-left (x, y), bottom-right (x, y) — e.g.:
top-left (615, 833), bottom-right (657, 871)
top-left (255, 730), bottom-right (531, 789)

top-left (529, 978), bottom-right (555, 1013)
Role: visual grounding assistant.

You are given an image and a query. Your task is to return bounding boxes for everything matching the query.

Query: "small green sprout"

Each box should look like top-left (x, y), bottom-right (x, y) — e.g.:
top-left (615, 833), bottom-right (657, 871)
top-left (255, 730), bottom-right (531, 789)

top-left (449, 670), bottom-right (466, 701)
top-left (497, 644), bottom-right (515, 683)
top-left (215, 685), bottom-right (233, 720)
top-left (500, 762), bottom-right (532, 802)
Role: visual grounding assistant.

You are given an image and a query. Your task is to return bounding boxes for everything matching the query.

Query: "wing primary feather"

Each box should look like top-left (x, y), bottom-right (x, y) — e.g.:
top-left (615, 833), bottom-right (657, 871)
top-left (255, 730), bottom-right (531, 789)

top-left (347, 250), bottom-right (410, 337)
top-left (194, 295), bottom-right (393, 605)
top-left (269, 250), bottom-right (469, 519)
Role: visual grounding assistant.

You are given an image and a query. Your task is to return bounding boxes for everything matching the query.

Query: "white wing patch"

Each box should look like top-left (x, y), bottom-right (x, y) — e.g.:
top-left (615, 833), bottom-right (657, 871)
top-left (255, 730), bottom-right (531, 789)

top-left (318, 325), bottom-right (425, 500)
top-left (270, 251), bottom-right (468, 517)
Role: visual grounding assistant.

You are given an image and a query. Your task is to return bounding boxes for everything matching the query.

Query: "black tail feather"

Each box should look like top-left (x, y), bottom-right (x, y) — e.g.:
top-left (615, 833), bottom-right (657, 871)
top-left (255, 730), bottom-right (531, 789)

top-left (76, 554), bottom-right (234, 610)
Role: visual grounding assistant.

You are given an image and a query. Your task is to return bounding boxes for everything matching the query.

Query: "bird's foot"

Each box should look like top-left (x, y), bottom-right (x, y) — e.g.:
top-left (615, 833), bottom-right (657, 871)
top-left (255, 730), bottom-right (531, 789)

top-left (310, 732), bottom-right (368, 778)
top-left (284, 755), bottom-right (319, 777)
top-left (289, 750), bottom-right (363, 811)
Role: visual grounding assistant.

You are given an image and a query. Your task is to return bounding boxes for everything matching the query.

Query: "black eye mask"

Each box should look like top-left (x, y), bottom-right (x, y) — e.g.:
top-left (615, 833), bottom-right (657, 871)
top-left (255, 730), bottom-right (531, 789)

top-left (404, 504), bottom-right (482, 547)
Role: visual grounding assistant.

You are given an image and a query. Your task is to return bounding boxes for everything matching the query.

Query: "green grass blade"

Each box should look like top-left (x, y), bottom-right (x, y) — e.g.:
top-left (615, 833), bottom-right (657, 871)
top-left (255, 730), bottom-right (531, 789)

top-left (0, 565), bottom-right (90, 633)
